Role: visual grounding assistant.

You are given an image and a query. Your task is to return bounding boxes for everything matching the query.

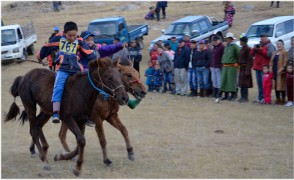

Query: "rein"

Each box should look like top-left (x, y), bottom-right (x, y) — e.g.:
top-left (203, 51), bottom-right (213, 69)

top-left (22, 59), bottom-right (47, 66)
top-left (87, 61), bottom-right (124, 100)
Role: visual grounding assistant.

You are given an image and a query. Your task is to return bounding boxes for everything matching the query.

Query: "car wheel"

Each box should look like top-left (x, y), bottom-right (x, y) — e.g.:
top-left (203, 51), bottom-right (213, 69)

top-left (17, 49), bottom-right (27, 63)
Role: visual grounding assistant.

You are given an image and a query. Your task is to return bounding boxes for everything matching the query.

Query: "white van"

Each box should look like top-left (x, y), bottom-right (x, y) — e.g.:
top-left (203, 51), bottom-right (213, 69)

top-left (237, 16), bottom-right (294, 50)
top-left (1, 21), bottom-right (37, 62)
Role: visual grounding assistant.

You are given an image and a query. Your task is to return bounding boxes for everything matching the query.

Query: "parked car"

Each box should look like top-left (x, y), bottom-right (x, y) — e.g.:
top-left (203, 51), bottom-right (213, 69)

top-left (236, 16), bottom-right (294, 50)
top-left (1, 21), bottom-right (37, 62)
top-left (88, 16), bottom-right (148, 49)
top-left (149, 15), bottom-right (229, 50)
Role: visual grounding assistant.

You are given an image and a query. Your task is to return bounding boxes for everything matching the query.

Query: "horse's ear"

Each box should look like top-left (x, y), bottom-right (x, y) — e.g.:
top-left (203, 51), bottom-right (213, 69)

top-left (97, 58), bottom-right (105, 68)
top-left (113, 58), bottom-right (119, 67)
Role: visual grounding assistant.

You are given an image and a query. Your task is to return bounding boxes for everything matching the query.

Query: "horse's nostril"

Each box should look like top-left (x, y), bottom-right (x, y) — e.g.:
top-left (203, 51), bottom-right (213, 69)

top-left (114, 95), bottom-right (118, 100)
top-left (141, 91), bottom-right (147, 95)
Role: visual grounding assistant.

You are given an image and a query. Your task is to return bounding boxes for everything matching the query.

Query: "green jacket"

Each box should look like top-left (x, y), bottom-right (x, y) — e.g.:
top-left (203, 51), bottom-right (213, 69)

top-left (222, 43), bottom-right (240, 64)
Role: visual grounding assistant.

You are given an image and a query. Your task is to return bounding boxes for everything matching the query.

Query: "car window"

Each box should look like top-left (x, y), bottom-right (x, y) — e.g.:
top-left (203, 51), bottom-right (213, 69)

top-left (17, 28), bottom-right (22, 39)
top-left (276, 22), bottom-right (286, 37)
top-left (284, 19), bottom-right (294, 34)
top-left (118, 22), bottom-right (125, 32)
top-left (199, 20), bottom-right (209, 32)
top-left (191, 22), bottom-right (201, 32)
top-left (246, 25), bottom-right (274, 37)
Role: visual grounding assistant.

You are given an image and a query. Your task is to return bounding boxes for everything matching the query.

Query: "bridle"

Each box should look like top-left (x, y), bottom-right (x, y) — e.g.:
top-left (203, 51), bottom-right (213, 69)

top-left (87, 60), bottom-right (125, 100)
top-left (122, 77), bottom-right (142, 94)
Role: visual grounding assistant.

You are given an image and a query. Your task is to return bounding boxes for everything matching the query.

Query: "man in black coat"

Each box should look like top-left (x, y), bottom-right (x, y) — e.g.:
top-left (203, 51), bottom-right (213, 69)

top-left (173, 39), bottom-right (190, 95)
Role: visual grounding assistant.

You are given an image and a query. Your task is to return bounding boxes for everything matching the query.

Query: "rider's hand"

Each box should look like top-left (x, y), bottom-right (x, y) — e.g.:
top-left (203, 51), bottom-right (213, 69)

top-left (122, 42), bottom-right (128, 48)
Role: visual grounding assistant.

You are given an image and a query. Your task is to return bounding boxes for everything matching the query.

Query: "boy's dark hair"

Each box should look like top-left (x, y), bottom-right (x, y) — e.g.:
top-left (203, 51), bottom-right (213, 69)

top-left (64, 21), bottom-right (78, 33)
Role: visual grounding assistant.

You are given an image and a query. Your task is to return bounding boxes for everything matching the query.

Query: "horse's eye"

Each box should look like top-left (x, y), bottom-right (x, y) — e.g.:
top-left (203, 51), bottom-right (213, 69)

top-left (108, 77), bottom-right (113, 81)
top-left (127, 74), bottom-right (132, 78)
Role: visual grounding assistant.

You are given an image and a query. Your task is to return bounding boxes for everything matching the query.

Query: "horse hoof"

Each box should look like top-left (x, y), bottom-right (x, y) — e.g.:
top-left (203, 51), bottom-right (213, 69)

top-left (54, 154), bottom-right (59, 161)
top-left (43, 164), bottom-right (51, 171)
top-left (104, 159), bottom-right (113, 167)
top-left (31, 153), bottom-right (37, 158)
top-left (128, 154), bottom-right (135, 161)
top-left (71, 156), bottom-right (77, 161)
top-left (72, 168), bottom-right (80, 176)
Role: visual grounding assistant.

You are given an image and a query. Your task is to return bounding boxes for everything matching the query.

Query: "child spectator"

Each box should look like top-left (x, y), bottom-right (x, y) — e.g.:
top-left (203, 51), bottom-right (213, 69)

top-left (153, 63), bottom-right (163, 93)
top-left (145, 61), bottom-right (156, 92)
top-left (285, 64), bottom-right (294, 107)
top-left (145, 6), bottom-right (155, 20)
top-left (262, 65), bottom-right (273, 104)
top-left (150, 43), bottom-right (159, 67)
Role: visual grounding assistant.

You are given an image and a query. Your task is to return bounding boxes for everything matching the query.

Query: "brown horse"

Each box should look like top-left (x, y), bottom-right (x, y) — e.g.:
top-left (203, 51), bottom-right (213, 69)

top-left (56, 60), bottom-right (147, 166)
top-left (5, 58), bottom-right (129, 176)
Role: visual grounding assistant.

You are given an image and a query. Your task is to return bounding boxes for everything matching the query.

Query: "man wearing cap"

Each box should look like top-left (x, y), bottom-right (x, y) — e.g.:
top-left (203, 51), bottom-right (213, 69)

top-left (220, 32), bottom-right (240, 101)
top-left (187, 40), bottom-right (198, 97)
top-left (184, 34), bottom-right (191, 48)
top-left (211, 35), bottom-right (225, 99)
top-left (195, 40), bottom-right (211, 97)
top-left (174, 39), bottom-right (190, 95)
top-left (129, 40), bottom-right (142, 73)
top-left (238, 36), bottom-right (253, 102)
top-left (250, 32), bottom-right (275, 103)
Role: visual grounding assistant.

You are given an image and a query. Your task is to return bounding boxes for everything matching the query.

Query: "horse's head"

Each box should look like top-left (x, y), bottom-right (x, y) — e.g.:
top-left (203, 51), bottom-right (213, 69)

top-left (88, 57), bottom-right (129, 105)
top-left (117, 58), bottom-right (147, 100)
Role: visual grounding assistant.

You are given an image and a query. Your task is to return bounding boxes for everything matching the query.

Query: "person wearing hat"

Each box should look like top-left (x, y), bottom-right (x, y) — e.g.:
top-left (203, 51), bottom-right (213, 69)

top-left (47, 26), bottom-right (60, 71)
top-left (173, 39), bottom-right (190, 95)
top-left (238, 36), bottom-right (253, 103)
top-left (211, 35), bottom-right (225, 99)
top-left (49, 26), bottom-right (60, 41)
top-left (129, 39), bottom-right (142, 73)
top-left (250, 32), bottom-right (275, 103)
top-left (219, 32), bottom-right (240, 101)
top-left (184, 34), bottom-right (191, 48)
top-left (195, 40), bottom-right (211, 97)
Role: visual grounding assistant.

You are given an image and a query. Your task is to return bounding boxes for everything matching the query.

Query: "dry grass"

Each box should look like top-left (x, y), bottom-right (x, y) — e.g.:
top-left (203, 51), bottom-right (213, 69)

top-left (1, 1), bottom-right (293, 178)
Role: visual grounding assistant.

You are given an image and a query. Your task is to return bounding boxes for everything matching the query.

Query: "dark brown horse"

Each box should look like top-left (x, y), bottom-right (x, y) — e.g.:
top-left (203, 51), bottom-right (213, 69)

top-left (5, 58), bottom-right (129, 176)
top-left (57, 60), bottom-right (147, 166)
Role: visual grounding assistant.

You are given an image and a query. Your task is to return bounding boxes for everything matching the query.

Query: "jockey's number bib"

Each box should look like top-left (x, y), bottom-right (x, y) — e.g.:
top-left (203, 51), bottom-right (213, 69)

top-left (59, 38), bottom-right (78, 55)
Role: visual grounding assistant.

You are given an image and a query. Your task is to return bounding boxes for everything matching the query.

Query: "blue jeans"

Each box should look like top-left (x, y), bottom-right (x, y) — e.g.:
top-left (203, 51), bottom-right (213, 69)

top-left (52, 70), bottom-right (75, 103)
top-left (255, 70), bottom-right (264, 101)
top-left (188, 68), bottom-right (197, 90)
top-left (196, 67), bottom-right (210, 89)
top-left (163, 71), bottom-right (173, 90)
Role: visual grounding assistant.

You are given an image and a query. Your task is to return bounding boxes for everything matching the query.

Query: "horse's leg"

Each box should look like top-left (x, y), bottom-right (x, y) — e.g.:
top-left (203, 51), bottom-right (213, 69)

top-left (94, 118), bottom-right (113, 166)
top-left (27, 109), bottom-right (51, 171)
top-left (107, 113), bottom-right (135, 161)
top-left (29, 112), bottom-right (50, 158)
top-left (29, 139), bottom-right (37, 158)
top-left (59, 121), bottom-right (71, 152)
top-left (39, 113), bottom-right (51, 155)
top-left (54, 119), bottom-right (85, 176)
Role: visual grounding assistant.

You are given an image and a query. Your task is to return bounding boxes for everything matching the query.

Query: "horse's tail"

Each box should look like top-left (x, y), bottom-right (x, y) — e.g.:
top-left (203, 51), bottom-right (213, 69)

top-left (5, 76), bottom-right (22, 123)
top-left (19, 110), bottom-right (28, 125)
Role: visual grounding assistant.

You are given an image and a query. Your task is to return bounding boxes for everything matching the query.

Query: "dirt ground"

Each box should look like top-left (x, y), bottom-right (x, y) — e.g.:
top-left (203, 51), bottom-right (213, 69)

top-left (1, 1), bottom-right (293, 178)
